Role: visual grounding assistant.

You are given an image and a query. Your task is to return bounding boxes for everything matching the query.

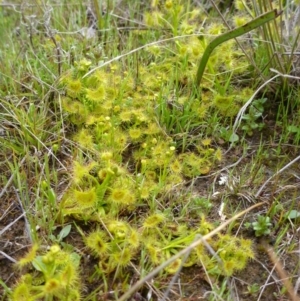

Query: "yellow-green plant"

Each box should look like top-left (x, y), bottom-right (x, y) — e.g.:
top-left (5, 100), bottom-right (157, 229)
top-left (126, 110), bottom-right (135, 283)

top-left (59, 57), bottom-right (223, 208)
top-left (11, 245), bottom-right (81, 301)
top-left (54, 0), bottom-right (263, 293)
top-left (81, 216), bottom-right (254, 279)
top-left (144, 0), bottom-right (202, 36)
top-left (85, 221), bottom-right (140, 275)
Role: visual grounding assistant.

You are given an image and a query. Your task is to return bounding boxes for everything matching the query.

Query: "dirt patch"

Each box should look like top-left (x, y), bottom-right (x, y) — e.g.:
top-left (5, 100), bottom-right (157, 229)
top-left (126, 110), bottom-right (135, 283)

top-left (0, 191), bottom-right (31, 296)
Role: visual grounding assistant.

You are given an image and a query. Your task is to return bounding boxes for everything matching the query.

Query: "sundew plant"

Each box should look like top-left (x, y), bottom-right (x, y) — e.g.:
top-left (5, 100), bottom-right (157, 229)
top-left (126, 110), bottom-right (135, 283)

top-left (56, 0), bottom-right (255, 291)
top-left (3, 0), bottom-right (300, 300)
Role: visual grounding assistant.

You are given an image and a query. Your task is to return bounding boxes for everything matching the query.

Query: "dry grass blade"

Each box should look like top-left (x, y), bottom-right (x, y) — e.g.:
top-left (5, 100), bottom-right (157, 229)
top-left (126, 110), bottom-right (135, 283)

top-left (0, 213), bottom-right (26, 237)
top-left (266, 244), bottom-right (300, 301)
top-left (0, 251), bottom-right (17, 263)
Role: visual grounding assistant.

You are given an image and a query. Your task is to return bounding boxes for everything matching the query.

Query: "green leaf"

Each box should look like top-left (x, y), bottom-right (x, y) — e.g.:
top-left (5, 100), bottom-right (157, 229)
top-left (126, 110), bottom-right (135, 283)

top-left (49, 234), bottom-right (57, 241)
top-left (286, 210), bottom-right (300, 219)
top-left (287, 125), bottom-right (299, 133)
top-left (48, 188), bottom-right (56, 203)
top-left (70, 252), bottom-right (81, 268)
top-left (229, 133), bottom-right (239, 143)
top-left (250, 123), bottom-right (259, 129)
top-left (57, 224), bottom-right (72, 242)
top-left (32, 256), bottom-right (47, 273)
top-left (242, 115), bottom-right (251, 121)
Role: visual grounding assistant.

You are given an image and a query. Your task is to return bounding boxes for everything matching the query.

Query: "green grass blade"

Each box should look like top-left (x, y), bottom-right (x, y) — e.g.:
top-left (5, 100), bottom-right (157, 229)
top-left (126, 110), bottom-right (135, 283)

top-left (196, 9), bottom-right (281, 86)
